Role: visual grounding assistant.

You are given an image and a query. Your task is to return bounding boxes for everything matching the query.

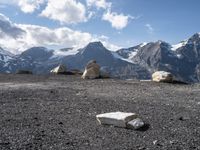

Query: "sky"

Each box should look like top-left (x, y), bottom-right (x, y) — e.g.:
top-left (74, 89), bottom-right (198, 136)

top-left (0, 0), bottom-right (200, 54)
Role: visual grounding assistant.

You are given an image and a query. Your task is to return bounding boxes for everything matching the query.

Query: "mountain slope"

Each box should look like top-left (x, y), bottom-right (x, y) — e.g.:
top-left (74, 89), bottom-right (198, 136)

top-left (61, 42), bottom-right (150, 79)
top-left (116, 33), bottom-right (200, 82)
top-left (0, 47), bottom-right (16, 73)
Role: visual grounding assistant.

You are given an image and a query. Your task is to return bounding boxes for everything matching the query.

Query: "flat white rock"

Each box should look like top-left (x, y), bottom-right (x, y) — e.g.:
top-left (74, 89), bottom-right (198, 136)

top-left (96, 112), bottom-right (137, 128)
top-left (127, 118), bottom-right (145, 130)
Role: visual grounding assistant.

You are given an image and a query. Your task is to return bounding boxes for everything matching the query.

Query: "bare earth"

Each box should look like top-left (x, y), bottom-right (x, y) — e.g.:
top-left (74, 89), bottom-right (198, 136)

top-left (0, 74), bottom-right (200, 150)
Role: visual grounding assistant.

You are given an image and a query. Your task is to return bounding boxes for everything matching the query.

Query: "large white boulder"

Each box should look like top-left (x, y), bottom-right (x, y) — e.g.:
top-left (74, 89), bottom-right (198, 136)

top-left (152, 71), bottom-right (173, 82)
top-left (82, 60), bottom-right (100, 79)
top-left (51, 65), bottom-right (67, 74)
top-left (96, 112), bottom-right (137, 128)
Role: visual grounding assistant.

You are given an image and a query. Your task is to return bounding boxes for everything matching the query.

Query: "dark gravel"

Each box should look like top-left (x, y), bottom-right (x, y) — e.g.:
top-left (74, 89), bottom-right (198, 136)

top-left (0, 74), bottom-right (200, 150)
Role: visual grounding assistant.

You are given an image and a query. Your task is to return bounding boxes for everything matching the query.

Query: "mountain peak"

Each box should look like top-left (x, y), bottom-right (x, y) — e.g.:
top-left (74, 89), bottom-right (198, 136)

top-left (188, 33), bottom-right (200, 42)
top-left (80, 41), bottom-right (107, 55)
top-left (86, 41), bottom-right (104, 48)
top-left (27, 47), bottom-right (48, 51)
top-left (20, 46), bottom-right (53, 61)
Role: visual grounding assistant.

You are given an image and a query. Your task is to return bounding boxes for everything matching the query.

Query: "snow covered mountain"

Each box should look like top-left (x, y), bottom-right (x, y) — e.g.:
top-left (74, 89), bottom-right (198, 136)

top-left (1, 33), bottom-right (200, 82)
top-left (0, 47), bottom-right (16, 73)
top-left (116, 43), bottom-right (147, 60)
top-left (117, 33), bottom-right (200, 82)
top-left (61, 42), bottom-right (150, 79)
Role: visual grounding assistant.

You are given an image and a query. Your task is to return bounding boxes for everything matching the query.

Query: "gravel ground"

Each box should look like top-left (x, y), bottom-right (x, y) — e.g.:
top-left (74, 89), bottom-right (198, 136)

top-left (0, 74), bottom-right (200, 150)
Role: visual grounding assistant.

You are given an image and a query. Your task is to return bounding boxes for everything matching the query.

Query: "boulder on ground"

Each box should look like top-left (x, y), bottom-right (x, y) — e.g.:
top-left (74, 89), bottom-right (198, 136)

top-left (16, 70), bottom-right (32, 74)
top-left (96, 112), bottom-right (138, 128)
top-left (82, 60), bottom-right (100, 79)
top-left (51, 64), bottom-right (67, 74)
top-left (152, 71), bottom-right (173, 82)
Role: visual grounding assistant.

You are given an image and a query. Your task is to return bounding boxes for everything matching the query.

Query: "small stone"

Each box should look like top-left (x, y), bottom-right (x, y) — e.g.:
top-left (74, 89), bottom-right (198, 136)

top-left (153, 140), bottom-right (158, 145)
top-left (127, 118), bottom-right (145, 130)
top-left (96, 112), bottom-right (137, 128)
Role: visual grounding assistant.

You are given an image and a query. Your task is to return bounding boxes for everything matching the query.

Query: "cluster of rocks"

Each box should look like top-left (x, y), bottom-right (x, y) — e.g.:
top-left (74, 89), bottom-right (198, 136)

top-left (15, 60), bottom-right (184, 84)
top-left (50, 60), bottom-right (110, 79)
top-left (50, 65), bottom-right (83, 75)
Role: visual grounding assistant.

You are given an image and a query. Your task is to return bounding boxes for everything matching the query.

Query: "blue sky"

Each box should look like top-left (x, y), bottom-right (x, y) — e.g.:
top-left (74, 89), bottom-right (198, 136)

top-left (0, 0), bottom-right (200, 53)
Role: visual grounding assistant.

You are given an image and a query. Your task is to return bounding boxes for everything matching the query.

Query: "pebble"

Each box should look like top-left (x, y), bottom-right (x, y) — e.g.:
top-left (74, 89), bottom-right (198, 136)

top-left (126, 118), bottom-right (145, 130)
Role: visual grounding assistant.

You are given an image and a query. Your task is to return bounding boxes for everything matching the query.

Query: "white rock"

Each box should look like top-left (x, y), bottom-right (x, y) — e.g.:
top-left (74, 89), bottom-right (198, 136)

top-left (50, 64), bottom-right (67, 74)
top-left (152, 71), bottom-right (173, 82)
top-left (96, 112), bottom-right (137, 128)
top-left (126, 118), bottom-right (145, 130)
top-left (82, 60), bottom-right (100, 79)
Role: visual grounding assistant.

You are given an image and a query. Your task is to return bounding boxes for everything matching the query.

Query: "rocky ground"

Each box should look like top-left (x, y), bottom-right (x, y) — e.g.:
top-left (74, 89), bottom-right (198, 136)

top-left (0, 74), bottom-right (200, 150)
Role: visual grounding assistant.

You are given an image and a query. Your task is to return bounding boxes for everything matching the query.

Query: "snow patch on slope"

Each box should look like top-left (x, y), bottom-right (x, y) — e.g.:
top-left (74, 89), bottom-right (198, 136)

top-left (172, 40), bottom-right (187, 51)
top-left (112, 52), bottom-right (134, 64)
top-left (128, 49), bottom-right (138, 59)
top-left (139, 42), bottom-right (147, 47)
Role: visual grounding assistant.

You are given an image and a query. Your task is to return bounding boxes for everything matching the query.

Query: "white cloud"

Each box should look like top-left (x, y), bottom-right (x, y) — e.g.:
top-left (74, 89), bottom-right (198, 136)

top-left (102, 10), bottom-right (133, 30)
top-left (145, 24), bottom-right (154, 34)
top-left (0, 0), bottom-right (45, 13)
top-left (18, 0), bottom-right (45, 13)
top-left (0, 0), bottom-right (134, 30)
top-left (40, 0), bottom-right (87, 24)
top-left (86, 0), bottom-right (111, 9)
top-left (0, 13), bottom-right (120, 53)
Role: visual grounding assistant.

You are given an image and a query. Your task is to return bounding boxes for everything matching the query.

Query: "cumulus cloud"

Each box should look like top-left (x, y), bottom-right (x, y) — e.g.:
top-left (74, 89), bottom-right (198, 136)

top-left (40, 0), bottom-right (87, 24)
top-left (145, 24), bottom-right (154, 34)
top-left (102, 10), bottom-right (133, 30)
top-left (0, 13), bottom-right (120, 53)
top-left (0, 0), bottom-right (134, 29)
top-left (18, 0), bottom-right (45, 13)
top-left (86, 0), bottom-right (111, 9)
top-left (0, 0), bottom-right (45, 13)
top-left (87, 0), bottom-right (133, 30)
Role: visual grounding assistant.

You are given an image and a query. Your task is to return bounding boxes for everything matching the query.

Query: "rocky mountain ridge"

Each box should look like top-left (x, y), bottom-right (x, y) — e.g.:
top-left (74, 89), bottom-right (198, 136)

top-left (1, 33), bottom-right (200, 82)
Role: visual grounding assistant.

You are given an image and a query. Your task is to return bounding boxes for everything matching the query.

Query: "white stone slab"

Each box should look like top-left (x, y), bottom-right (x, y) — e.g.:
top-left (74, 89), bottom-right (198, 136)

top-left (96, 112), bottom-right (137, 128)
